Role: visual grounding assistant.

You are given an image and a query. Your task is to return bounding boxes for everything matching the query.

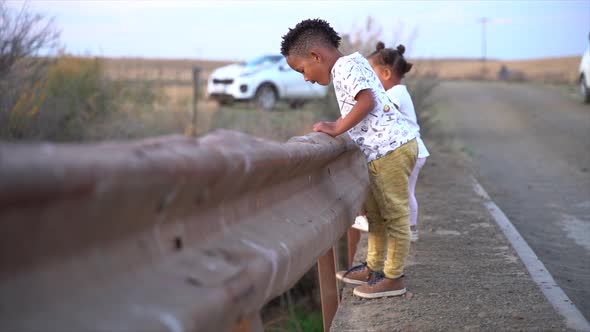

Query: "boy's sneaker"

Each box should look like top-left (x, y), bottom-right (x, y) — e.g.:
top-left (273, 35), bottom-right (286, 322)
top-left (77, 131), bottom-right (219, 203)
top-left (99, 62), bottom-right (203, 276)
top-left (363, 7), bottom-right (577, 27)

top-left (410, 229), bottom-right (419, 242)
top-left (353, 272), bottom-right (406, 299)
top-left (352, 215), bottom-right (369, 232)
top-left (336, 262), bottom-right (373, 285)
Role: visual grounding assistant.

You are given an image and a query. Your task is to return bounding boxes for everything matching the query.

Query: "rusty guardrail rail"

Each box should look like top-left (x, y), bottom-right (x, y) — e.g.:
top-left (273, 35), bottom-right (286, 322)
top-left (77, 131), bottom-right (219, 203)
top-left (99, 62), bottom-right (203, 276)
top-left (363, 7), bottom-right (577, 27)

top-left (0, 130), bottom-right (368, 332)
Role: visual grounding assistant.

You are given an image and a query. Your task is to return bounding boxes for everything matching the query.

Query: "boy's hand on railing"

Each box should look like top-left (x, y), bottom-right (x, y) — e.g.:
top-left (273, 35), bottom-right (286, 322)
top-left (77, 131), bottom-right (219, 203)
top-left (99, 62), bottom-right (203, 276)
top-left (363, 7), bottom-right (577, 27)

top-left (313, 121), bottom-right (339, 137)
top-left (313, 90), bottom-right (375, 138)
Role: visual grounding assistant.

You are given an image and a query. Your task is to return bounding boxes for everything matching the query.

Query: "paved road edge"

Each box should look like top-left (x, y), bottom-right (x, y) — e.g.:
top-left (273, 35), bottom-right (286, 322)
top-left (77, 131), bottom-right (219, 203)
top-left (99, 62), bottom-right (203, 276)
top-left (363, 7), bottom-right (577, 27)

top-left (471, 176), bottom-right (590, 332)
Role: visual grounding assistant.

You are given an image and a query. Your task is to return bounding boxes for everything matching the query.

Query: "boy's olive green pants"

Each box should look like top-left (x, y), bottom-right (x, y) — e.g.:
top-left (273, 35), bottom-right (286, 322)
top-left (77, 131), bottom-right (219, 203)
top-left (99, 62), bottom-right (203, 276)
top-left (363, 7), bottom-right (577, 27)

top-left (364, 139), bottom-right (417, 279)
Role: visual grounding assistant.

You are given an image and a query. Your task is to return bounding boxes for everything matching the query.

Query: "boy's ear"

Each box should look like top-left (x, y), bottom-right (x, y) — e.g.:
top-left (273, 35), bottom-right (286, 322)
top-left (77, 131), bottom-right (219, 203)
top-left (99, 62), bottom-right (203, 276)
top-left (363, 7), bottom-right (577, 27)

top-left (309, 49), bottom-right (322, 62)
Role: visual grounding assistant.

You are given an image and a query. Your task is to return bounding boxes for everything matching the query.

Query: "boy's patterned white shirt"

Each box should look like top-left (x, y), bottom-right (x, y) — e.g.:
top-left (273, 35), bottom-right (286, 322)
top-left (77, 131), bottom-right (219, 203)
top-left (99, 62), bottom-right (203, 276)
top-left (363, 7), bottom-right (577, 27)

top-left (331, 52), bottom-right (415, 162)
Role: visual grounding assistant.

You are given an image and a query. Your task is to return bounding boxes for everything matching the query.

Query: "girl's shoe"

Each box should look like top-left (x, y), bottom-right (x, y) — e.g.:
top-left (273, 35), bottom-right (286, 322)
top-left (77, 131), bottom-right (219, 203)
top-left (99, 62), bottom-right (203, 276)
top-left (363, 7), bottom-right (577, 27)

top-left (352, 215), bottom-right (369, 232)
top-left (410, 229), bottom-right (419, 242)
top-left (353, 272), bottom-right (406, 299)
top-left (336, 262), bottom-right (374, 285)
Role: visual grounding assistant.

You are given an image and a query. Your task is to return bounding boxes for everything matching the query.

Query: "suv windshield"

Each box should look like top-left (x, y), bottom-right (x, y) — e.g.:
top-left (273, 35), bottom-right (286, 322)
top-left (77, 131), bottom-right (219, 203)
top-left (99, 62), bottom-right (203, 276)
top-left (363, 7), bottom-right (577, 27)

top-left (245, 55), bottom-right (283, 68)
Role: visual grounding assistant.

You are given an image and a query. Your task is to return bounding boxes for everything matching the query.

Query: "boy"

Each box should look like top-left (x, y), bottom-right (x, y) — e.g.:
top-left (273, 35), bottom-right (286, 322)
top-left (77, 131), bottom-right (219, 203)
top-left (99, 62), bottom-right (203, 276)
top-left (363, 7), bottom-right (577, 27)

top-left (281, 18), bottom-right (418, 298)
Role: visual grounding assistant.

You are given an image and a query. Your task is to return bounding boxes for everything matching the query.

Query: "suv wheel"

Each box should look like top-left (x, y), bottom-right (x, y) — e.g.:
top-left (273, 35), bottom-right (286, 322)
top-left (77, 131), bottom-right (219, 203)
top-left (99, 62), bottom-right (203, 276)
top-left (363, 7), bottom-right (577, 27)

top-left (255, 84), bottom-right (277, 111)
top-left (580, 76), bottom-right (590, 103)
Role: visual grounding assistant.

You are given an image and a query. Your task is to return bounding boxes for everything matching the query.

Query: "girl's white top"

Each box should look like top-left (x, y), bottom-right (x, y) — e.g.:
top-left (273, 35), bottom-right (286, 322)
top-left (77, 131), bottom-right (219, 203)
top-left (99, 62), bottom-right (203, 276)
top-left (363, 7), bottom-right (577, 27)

top-left (387, 85), bottom-right (430, 158)
top-left (331, 52), bottom-right (415, 162)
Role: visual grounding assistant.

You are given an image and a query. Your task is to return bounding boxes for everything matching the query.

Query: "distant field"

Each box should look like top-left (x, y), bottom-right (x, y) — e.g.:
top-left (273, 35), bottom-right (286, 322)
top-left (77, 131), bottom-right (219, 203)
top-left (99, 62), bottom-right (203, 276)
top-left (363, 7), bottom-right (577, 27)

top-left (20, 55), bottom-right (577, 142)
top-left (102, 57), bottom-right (234, 105)
top-left (103, 57), bottom-right (233, 82)
top-left (102, 55), bottom-right (580, 83)
top-left (409, 56), bottom-right (580, 83)
top-left (99, 55), bottom-right (581, 105)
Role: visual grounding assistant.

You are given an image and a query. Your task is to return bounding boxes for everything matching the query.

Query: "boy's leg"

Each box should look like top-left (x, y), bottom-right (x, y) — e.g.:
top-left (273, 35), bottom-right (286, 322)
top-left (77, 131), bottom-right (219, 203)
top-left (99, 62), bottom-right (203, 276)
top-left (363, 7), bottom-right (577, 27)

top-left (353, 139), bottom-right (417, 299)
top-left (336, 182), bottom-right (386, 285)
top-left (364, 186), bottom-right (387, 272)
top-left (384, 216), bottom-right (411, 278)
top-left (379, 140), bottom-right (417, 278)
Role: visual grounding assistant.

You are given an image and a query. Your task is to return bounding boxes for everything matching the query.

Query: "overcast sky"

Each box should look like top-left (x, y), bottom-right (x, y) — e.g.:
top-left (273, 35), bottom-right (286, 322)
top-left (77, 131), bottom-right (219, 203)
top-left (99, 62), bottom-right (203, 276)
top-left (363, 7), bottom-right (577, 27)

top-left (7, 0), bottom-right (590, 61)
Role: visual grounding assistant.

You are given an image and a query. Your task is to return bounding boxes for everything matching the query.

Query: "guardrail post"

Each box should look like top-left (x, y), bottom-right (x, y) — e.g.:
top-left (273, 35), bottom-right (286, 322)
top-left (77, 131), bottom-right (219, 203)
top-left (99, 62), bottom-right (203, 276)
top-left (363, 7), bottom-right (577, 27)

top-left (347, 228), bottom-right (361, 268)
top-left (318, 247), bottom-right (338, 332)
top-left (191, 66), bottom-right (201, 136)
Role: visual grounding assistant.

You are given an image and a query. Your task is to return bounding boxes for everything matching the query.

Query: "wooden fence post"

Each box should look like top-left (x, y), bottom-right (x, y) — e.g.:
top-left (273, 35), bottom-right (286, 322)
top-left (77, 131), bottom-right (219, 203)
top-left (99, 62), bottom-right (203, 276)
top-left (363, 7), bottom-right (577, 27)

top-left (318, 247), bottom-right (338, 332)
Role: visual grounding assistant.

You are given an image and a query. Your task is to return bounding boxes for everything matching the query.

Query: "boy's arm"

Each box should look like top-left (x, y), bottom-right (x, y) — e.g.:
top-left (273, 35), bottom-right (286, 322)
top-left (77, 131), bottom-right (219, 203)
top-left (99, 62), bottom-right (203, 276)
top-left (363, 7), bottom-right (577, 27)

top-left (313, 89), bottom-right (374, 137)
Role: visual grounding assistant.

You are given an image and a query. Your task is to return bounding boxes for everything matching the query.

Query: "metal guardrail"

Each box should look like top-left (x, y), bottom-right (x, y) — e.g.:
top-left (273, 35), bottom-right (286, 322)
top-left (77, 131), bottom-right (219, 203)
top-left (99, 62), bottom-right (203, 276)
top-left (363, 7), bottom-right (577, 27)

top-left (0, 130), bottom-right (368, 332)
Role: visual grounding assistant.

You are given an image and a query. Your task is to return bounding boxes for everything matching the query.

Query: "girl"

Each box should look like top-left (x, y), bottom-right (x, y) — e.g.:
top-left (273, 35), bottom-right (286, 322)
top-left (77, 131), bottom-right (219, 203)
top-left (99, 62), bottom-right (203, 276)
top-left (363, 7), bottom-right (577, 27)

top-left (368, 42), bottom-right (430, 242)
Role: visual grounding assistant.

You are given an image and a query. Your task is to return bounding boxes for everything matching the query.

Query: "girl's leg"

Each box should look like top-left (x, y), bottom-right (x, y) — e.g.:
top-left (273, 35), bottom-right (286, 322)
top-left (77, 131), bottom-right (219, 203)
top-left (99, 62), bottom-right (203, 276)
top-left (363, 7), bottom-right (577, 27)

top-left (352, 207), bottom-right (369, 232)
top-left (358, 206), bottom-right (366, 215)
top-left (409, 157), bottom-right (427, 229)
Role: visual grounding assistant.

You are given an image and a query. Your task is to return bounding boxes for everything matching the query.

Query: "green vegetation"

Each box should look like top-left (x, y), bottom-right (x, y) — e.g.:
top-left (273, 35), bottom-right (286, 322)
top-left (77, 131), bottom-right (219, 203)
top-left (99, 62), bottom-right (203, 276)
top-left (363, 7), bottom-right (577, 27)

top-left (265, 304), bottom-right (324, 332)
top-left (0, 56), bottom-right (167, 141)
top-left (284, 306), bottom-right (324, 332)
top-left (207, 102), bottom-right (328, 141)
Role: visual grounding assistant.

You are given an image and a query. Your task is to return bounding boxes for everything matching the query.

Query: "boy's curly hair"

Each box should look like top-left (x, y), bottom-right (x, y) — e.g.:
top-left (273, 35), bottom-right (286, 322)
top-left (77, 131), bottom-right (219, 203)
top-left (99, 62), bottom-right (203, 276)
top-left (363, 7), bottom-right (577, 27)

top-left (280, 18), bottom-right (341, 56)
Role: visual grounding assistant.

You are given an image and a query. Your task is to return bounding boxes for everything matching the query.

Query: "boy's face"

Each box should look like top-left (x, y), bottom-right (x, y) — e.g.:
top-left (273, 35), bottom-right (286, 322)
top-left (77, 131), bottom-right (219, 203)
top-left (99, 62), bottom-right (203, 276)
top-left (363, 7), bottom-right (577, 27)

top-left (286, 53), bottom-right (331, 86)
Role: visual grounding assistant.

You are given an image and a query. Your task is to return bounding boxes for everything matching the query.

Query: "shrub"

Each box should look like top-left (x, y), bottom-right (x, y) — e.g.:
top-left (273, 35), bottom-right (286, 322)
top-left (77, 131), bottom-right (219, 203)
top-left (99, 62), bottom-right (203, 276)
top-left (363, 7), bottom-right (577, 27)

top-left (1, 56), bottom-right (117, 141)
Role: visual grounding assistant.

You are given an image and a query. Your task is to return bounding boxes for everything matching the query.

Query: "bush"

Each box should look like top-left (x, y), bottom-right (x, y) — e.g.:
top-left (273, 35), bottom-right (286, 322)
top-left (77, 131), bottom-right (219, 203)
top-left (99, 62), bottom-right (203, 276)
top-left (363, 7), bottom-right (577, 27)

top-left (42, 56), bottom-right (117, 140)
top-left (1, 56), bottom-right (114, 140)
top-left (0, 55), bottom-right (168, 141)
top-left (406, 74), bottom-right (440, 133)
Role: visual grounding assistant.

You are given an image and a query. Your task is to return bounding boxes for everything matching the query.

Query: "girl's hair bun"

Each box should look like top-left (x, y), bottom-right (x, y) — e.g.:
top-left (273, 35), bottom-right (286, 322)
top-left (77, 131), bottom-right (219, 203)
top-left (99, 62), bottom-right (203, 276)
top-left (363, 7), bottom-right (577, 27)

top-left (376, 41), bottom-right (385, 51)
top-left (404, 62), bottom-right (413, 74)
top-left (396, 44), bottom-right (406, 55)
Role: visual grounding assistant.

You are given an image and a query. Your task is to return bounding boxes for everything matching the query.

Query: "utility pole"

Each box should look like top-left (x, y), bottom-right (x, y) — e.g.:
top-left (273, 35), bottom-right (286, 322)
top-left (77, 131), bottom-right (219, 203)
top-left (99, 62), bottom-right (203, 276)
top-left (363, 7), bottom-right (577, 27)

top-left (478, 17), bottom-right (489, 62)
top-left (477, 17), bottom-right (489, 77)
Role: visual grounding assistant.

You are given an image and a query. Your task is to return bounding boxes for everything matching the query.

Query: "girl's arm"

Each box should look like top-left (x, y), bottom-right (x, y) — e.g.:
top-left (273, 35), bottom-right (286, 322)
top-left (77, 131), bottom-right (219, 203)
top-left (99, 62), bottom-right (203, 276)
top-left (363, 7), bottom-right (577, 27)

top-left (313, 89), bottom-right (374, 137)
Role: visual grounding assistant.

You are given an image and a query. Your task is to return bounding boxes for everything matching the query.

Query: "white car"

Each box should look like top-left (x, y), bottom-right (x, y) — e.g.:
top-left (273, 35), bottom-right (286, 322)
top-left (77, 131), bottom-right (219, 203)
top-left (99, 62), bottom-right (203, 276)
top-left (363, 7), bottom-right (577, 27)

top-left (579, 38), bottom-right (590, 103)
top-left (207, 55), bottom-right (328, 110)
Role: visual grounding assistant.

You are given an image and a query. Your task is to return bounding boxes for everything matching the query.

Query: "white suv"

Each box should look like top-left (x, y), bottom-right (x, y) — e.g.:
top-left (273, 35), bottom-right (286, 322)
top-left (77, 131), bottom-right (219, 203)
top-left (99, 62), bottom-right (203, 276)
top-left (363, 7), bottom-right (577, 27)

top-left (579, 37), bottom-right (590, 103)
top-left (207, 55), bottom-right (328, 110)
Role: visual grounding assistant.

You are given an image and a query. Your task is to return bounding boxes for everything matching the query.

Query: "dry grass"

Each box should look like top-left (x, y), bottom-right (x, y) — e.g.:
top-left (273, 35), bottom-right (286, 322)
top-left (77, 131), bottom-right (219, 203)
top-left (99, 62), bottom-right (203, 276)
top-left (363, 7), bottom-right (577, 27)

top-left (101, 57), bottom-right (233, 106)
top-left (13, 53), bottom-right (575, 140)
top-left (98, 56), bottom-right (581, 106)
top-left (409, 56), bottom-right (580, 83)
top-left (102, 55), bottom-right (580, 84)
top-left (102, 57), bottom-right (233, 82)
top-left (36, 54), bottom-right (570, 142)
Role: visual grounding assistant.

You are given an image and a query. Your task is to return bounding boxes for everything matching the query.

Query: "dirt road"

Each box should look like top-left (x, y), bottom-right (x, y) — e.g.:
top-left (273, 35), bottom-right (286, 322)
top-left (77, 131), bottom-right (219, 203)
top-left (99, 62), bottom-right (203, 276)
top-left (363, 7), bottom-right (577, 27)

top-left (432, 81), bottom-right (590, 319)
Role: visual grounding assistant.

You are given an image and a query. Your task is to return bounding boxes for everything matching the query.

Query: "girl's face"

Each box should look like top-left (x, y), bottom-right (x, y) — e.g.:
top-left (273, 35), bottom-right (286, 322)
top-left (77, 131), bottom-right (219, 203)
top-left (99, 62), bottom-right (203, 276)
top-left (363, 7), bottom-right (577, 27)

top-left (286, 53), bottom-right (331, 86)
top-left (368, 58), bottom-right (392, 90)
